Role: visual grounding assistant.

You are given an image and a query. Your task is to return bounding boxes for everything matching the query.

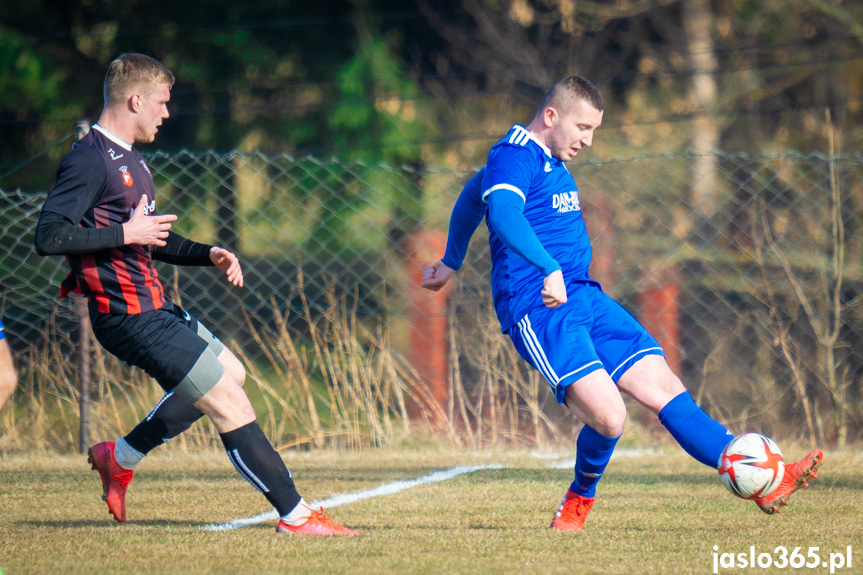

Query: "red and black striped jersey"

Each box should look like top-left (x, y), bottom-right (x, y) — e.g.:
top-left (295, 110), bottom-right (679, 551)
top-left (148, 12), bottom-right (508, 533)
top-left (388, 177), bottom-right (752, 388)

top-left (41, 125), bottom-right (167, 315)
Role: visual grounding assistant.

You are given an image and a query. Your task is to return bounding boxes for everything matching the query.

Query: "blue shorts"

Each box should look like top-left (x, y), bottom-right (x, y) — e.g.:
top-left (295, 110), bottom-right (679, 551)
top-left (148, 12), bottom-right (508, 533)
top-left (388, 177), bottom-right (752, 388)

top-left (0, 316), bottom-right (5, 340)
top-left (508, 282), bottom-right (663, 404)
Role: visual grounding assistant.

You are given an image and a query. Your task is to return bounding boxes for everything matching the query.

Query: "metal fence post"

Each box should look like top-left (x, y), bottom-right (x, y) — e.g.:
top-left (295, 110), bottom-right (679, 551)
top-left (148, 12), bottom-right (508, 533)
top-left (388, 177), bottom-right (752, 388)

top-left (77, 297), bottom-right (91, 453)
top-left (75, 118), bottom-right (91, 453)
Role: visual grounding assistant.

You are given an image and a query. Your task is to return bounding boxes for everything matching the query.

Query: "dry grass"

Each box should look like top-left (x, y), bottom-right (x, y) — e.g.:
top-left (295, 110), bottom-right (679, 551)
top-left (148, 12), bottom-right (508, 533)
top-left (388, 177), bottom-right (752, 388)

top-left (0, 447), bottom-right (859, 574)
top-left (0, 287), bottom-right (582, 454)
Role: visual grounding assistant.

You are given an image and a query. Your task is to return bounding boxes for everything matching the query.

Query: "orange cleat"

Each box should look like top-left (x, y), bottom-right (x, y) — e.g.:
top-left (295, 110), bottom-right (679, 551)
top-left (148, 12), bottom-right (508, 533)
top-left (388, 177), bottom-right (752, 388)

top-left (755, 450), bottom-right (823, 515)
top-left (276, 507), bottom-right (358, 536)
top-left (550, 489), bottom-right (594, 531)
top-left (87, 441), bottom-right (135, 523)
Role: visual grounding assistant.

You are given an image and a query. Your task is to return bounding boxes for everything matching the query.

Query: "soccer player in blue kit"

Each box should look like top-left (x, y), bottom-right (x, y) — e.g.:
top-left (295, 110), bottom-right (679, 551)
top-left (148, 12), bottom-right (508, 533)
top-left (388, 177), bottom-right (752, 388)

top-left (421, 76), bottom-right (823, 530)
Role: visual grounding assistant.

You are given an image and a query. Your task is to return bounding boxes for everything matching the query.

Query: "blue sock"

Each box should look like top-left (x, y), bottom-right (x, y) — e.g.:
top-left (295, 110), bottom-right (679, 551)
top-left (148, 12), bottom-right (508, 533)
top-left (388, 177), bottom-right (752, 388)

top-left (569, 425), bottom-right (620, 498)
top-left (658, 391), bottom-right (734, 468)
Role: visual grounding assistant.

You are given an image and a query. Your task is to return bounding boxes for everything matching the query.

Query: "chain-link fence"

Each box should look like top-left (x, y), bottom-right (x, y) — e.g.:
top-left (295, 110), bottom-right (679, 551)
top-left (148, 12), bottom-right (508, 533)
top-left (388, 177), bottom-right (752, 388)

top-left (1, 150), bottom-right (862, 451)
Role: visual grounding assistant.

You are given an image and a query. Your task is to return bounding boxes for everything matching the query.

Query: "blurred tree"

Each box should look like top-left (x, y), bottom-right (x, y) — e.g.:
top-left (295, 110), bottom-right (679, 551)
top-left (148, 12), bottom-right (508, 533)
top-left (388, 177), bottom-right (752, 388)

top-left (0, 22), bottom-right (87, 189)
top-left (327, 12), bottom-right (426, 164)
top-left (416, 0), bottom-right (863, 156)
top-left (2, 0), bottom-right (862, 182)
top-left (682, 0), bottom-right (719, 227)
top-left (315, 7), bottom-right (431, 253)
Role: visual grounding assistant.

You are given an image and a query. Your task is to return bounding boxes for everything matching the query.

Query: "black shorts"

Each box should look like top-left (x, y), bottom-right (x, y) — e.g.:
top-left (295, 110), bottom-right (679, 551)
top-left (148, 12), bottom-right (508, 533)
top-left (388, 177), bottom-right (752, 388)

top-left (90, 303), bottom-right (225, 402)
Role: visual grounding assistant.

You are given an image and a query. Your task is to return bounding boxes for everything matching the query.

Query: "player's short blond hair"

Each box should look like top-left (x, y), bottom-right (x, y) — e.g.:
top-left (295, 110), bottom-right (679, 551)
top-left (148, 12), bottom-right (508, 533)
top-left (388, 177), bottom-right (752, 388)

top-left (104, 53), bottom-right (175, 107)
top-left (538, 76), bottom-right (604, 116)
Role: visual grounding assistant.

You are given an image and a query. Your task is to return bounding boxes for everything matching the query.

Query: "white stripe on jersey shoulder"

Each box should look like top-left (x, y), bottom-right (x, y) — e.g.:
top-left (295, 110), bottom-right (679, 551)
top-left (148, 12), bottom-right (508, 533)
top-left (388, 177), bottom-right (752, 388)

top-left (506, 125), bottom-right (552, 158)
top-left (92, 124), bottom-right (134, 151)
top-left (482, 183), bottom-right (526, 203)
top-left (508, 126), bottom-right (531, 146)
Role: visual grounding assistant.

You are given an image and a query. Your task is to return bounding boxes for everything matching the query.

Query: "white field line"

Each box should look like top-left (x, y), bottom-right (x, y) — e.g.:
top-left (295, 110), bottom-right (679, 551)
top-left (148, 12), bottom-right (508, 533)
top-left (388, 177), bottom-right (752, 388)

top-left (203, 463), bottom-right (504, 532)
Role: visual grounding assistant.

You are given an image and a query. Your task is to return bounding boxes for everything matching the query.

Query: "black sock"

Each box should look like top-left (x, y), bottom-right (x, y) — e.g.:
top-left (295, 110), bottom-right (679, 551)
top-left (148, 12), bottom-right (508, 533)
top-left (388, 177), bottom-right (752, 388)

top-left (124, 392), bottom-right (205, 454)
top-left (219, 421), bottom-right (302, 516)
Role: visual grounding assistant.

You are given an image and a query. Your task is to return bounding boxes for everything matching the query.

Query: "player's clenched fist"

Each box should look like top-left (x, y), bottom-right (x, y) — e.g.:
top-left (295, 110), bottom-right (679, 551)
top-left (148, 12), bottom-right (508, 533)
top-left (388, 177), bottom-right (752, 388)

top-left (541, 269), bottom-right (567, 308)
top-left (421, 260), bottom-right (455, 291)
top-left (122, 194), bottom-right (178, 247)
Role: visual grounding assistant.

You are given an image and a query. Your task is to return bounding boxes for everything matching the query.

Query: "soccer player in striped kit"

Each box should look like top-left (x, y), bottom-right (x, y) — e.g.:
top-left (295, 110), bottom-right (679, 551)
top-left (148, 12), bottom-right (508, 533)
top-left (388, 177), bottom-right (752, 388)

top-left (422, 76), bottom-right (822, 530)
top-left (35, 53), bottom-right (355, 535)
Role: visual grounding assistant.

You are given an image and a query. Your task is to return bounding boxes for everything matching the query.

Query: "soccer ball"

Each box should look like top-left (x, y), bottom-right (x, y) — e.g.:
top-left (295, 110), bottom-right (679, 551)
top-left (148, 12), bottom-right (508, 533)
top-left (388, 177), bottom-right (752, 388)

top-left (718, 433), bottom-right (785, 500)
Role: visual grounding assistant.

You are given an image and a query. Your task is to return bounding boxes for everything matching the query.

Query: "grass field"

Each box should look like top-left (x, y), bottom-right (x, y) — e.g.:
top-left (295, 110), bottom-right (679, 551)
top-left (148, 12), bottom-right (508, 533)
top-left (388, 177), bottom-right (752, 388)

top-left (0, 446), bottom-right (860, 574)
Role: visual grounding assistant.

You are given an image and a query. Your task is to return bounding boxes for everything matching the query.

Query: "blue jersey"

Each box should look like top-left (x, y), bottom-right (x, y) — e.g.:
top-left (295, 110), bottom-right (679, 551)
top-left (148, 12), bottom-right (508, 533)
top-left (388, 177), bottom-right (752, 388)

top-left (445, 125), bottom-right (591, 333)
top-left (482, 125), bottom-right (594, 331)
top-left (441, 125), bottom-right (665, 400)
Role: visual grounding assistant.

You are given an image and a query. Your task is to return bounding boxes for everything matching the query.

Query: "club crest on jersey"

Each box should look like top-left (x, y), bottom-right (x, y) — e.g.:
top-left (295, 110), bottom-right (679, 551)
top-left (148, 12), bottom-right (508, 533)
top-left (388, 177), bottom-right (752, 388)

top-left (552, 191), bottom-right (581, 213)
top-left (119, 165), bottom-right (134, 187)
top-left (108, 148), bottom-right (124, 160)
top-left (130, 198), bottom-right (157, 218)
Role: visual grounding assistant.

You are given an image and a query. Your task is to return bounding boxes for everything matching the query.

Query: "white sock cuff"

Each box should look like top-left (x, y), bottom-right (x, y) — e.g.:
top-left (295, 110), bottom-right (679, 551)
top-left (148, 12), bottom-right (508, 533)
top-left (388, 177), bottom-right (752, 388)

top-left (113, 437), bottom-right (145, 470)
top-left (280, 498), bottom-right (313, 525)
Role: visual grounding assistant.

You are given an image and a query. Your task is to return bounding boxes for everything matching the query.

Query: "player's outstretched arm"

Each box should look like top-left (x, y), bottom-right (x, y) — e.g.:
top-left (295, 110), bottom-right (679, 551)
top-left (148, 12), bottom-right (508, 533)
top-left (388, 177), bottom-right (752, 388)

top-left (423, 169), bottom-right (487, 290)
top-left (421, 260), bottom-right (455, 291)
top-left (436, 168), bottom-right (485, 280)
top-left (151, 230), bottom-right (216, 267)
top-left (209, 247), bottom-right (244, 287)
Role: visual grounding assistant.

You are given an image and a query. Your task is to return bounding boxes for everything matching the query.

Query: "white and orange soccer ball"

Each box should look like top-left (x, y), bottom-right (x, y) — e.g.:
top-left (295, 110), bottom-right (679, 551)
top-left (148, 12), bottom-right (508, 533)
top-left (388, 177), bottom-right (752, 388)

top-left (718, 433), bottom-right (785, 500)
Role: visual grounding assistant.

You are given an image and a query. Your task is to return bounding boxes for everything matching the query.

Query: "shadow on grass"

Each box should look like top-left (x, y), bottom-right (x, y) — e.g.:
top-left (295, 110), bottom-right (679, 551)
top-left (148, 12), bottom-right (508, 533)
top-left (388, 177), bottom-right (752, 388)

top-left (17, 519), bottom-right (212, 528)
top-left (243, 523), bottom-right (533, 532)
top-left (480, 468), bottom-right (721, 487)
top-left (141, 466), bottom-right (463, 483)
top-left (611, 469), bottom-right (863, 490)
top-left (120, 463), bottom-right (863, 491)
